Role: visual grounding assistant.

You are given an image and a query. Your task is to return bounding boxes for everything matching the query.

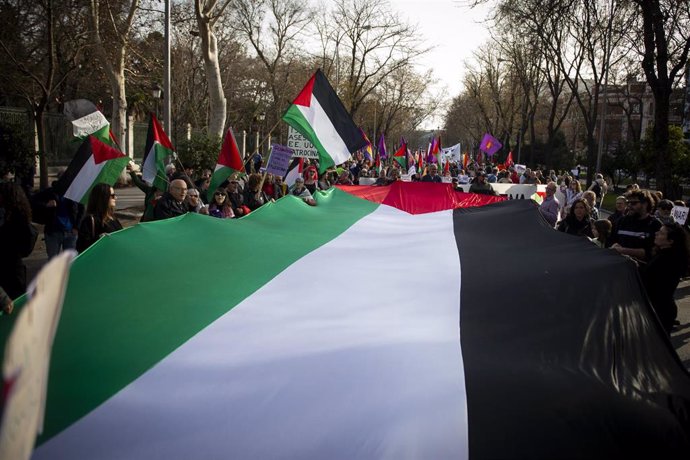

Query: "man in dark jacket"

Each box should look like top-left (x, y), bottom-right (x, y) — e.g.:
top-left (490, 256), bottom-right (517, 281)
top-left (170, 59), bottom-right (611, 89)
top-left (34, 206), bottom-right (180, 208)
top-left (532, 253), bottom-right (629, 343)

top-left (153, 179), bottom-right (188, 220)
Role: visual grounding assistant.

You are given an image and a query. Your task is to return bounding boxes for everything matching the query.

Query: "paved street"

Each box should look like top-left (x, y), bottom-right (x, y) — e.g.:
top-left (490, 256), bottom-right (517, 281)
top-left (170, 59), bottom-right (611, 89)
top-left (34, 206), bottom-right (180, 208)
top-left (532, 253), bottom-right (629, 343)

top-left (114, 182), bottom-right (145, 211)
top-left (19, 186), bottom-right (690, 372)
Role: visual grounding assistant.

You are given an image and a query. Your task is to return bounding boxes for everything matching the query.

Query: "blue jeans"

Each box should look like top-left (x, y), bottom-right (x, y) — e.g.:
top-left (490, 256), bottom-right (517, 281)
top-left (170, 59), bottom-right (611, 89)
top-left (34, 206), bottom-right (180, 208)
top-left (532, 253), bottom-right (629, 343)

top-left (45, 231), bottom-right (77, 259)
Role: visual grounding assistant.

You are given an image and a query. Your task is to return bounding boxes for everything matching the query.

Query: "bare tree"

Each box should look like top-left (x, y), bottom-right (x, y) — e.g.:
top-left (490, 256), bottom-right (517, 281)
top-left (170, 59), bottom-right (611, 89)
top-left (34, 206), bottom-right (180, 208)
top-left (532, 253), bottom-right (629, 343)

top-left (493, 0), bottom-right (632, 184)
top-left (376, 67), bottom-right (440, 140)
top-left (321, 0), bottom-right (429, 117)
top-left (89, 0), bottom-right (140, 149)
top-left (627, 0), bottom-right (690, 198)
top-left (194, 0), bottom-right (233, 139)
top-left (234, 0), bottom-right (310, 130)
top-left (0, 0), bottom-right (86, 188)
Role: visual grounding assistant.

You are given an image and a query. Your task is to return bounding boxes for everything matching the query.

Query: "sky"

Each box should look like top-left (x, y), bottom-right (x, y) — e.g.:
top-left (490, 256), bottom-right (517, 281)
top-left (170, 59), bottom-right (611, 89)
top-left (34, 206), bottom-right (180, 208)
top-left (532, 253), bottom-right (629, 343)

top-left (387, 0), bottom-right (493, 128)
top-left (388, 0), bottom-right (492, 97)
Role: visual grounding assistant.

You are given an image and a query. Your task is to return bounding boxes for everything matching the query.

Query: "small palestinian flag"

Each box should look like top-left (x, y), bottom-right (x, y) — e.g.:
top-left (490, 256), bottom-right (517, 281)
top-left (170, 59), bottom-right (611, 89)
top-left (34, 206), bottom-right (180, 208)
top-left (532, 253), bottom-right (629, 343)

top-left (284, 157), bottom-right (304, 188)
top-left (53, 136), bottom-right (129, 205)
top-left (142, 114), bottom-right (175, 191)
top-left (208, 127), bottom-right (245, 202)
top-left (392, 139), bottom-right (408, 170)
top-left (282, 69), bottom-right (367, 172)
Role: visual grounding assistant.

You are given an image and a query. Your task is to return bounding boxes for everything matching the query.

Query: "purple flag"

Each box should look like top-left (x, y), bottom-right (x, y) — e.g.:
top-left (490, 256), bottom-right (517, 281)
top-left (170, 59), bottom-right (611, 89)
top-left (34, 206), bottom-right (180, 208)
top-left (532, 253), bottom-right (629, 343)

top-left (359, 127), bottom-right (373, 161)
top-left (427, 137), bottom-right (438, 164)
top-left (479, 133), bottom-right (502, 157)
top-left (377, 134), bottom-right (387, 160)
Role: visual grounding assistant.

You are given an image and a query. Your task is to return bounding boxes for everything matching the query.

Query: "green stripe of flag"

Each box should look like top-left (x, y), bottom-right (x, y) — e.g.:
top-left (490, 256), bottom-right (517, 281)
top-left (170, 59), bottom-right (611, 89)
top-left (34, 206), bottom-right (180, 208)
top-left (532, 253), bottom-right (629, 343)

top-left (282, 104), bottom-right (337, 171)
top-left (36, 188), bottom-right (377, 444)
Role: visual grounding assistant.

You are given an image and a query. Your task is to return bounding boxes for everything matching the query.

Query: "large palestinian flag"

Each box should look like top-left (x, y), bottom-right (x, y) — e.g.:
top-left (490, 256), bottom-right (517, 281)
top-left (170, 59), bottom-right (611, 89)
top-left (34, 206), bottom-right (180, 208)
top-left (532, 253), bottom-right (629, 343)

top-left (2, 188), bottom-right (690, 458)
top-left (52, 136), bottom-right (128, 205)
top-left (282, 69), bottom-right (367, 172)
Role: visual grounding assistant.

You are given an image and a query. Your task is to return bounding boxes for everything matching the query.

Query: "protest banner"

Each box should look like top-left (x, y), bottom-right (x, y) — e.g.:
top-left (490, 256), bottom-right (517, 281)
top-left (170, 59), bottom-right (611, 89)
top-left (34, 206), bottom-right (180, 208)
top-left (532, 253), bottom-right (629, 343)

top-left (672, 206), bottom-right (689, 225)
top-left (265, 144), bottom-right (293, 177)
top-left (286, 127), bottom-right (319, 159)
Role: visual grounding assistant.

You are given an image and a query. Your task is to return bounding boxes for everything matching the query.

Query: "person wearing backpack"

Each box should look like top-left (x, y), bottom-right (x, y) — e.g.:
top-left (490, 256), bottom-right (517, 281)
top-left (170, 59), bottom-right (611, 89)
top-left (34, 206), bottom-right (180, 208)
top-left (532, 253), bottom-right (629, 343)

top-left (0, 182), bottom-right (35, 300)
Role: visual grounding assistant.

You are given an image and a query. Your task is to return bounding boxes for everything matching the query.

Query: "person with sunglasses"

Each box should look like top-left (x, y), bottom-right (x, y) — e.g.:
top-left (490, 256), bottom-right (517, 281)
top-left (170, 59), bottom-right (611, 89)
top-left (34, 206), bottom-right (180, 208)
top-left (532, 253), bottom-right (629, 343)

top-left (76, 183), bottom-right (123, 253)
top-left (610, 189), bottom-right (662, 263)
top-left (208, 188), bottom-right (234, 218)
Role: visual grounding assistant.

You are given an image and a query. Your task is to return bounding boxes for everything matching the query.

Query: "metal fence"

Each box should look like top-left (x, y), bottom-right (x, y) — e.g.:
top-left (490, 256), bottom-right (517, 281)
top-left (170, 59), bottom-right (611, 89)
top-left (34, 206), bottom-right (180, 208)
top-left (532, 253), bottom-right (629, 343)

top-left (0, 107), bottom-right (157, 167)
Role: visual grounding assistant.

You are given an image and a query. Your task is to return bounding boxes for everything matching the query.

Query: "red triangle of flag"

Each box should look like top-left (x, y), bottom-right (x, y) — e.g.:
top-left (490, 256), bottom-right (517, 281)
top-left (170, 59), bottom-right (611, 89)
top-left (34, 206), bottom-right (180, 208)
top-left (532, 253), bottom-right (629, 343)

top-left (91, 136), bottom-right (125, 164)
top-left (150, 113), bottom-right (174, 150)
top-left (218, 127), bottom-right (245, 172)
top-left (292, 72), bottom-right (316, 107)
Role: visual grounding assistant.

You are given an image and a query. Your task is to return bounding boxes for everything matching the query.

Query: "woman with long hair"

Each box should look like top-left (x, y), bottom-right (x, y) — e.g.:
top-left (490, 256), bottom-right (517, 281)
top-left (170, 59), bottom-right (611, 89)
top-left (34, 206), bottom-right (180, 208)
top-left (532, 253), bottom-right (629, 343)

top-left (0, 182), bottom-right (34, 302)
top-left (208, 188), bottom-right (235, 218)
top-left (640, 223), bottom-right (690, 334)
top-left (76, 183), bottom-right (123, 253)
top-left (557, 198), bottom-right (594, 238)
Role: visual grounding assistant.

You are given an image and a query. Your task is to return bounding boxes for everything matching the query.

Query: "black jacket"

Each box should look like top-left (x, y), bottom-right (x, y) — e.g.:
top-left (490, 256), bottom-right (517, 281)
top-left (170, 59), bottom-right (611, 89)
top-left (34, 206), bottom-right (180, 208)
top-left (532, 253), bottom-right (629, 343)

top-left (153, 193), bottom-right (188, 220)
top-left (31, 187), bottom-right (83, 233)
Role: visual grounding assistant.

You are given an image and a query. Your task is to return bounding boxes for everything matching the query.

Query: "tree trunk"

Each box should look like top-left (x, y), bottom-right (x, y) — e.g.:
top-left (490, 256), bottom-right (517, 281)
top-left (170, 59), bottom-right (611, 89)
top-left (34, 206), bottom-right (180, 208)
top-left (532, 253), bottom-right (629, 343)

top-left (195, 5), bottom-right (226, 140)
top-left (653, 93), bottom-right (673, 198)
top-left (110, 51), bottom-right (128, 148)
top-left (585, 132), bottom-right (597, 185)
top-left (35, 107), bottom-right (49, 190)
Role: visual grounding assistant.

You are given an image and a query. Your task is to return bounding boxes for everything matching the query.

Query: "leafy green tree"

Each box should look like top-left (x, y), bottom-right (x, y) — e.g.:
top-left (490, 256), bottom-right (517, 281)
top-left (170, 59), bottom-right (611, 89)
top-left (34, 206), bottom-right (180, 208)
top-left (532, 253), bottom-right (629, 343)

top-left (641, 125), bottom-right (690, 198)
top-left (176, 133), bottom-right (221, 173)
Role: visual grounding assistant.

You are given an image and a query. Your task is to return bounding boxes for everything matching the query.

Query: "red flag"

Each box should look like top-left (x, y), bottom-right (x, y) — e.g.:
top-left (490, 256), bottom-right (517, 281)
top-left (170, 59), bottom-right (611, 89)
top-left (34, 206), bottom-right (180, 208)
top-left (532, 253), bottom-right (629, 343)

top-left (503, 151), bottom-right (514, 169)
top-left (462, 153), bottom-right (470, 171)
top-left (443, 158), bottom-right (450, 174)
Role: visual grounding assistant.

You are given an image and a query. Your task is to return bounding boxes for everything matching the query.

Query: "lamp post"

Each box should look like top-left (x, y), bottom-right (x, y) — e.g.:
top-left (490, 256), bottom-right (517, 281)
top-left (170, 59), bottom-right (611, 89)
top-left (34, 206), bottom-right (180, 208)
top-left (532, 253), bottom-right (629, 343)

top-left (151, 84), bottom-right (162, 119)
top-left (163, 0), bottom-right (171, 132)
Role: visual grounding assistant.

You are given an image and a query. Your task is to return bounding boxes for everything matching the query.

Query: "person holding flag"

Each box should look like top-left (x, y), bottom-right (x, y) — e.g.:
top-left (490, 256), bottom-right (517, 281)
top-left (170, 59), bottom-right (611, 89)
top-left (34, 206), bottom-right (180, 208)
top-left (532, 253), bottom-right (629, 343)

top-left (208, 127), bottom-right (245, 202)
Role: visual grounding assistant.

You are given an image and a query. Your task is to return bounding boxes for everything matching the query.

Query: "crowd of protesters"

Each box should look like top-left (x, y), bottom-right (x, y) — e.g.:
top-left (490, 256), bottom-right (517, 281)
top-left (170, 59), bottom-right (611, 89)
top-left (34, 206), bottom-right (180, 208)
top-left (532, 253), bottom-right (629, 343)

top-left (1, 155), bottom-right (689, 335)
top-left (537, 172), bottom-right (689, 334)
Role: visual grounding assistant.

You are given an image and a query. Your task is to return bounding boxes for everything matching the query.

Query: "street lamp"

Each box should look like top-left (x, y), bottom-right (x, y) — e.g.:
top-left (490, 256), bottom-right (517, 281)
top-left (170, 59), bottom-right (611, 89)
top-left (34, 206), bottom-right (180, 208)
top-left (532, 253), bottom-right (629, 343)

top-left (151, 84), bottom-right (162, 119)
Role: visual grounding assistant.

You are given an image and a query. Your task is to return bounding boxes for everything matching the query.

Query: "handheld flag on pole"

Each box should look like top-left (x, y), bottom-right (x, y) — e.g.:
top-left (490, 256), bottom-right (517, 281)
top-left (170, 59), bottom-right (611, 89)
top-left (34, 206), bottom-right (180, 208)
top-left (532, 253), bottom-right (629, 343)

top-left (208, 127), bottom-right (246, 202)
top-left (479, 133), bottom-right (502, 157)
top-left (392, 138), bottom-right (408, 170)
top-left (282, 69), bottom-right (367, 173)
top-left (53, 136), bottom-right (129, 205)
top-left (427, 137), bottom-right (439, 164)
top-left (142, 114), bottom-right (175, 191)
top-left (377, 134), bottom-right (387, 160)
top-left (359, 128), bottom-right (373, 162)
top-left (284, 157), bottom-right (305, 188)
top-left (503, 151), bottom-right (514, 170)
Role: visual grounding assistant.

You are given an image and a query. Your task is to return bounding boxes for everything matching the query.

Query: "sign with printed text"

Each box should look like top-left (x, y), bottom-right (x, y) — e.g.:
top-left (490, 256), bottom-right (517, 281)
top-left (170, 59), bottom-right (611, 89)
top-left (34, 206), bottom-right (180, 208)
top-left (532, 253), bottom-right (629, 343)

top-left (265, 144), bottom-right (293, 177)
top-left (287, 127), bottom-right (319, 159)
top-left (672, 206), bottom-right (689, 225)
top-left (515, 164), bottom-right (527, 175)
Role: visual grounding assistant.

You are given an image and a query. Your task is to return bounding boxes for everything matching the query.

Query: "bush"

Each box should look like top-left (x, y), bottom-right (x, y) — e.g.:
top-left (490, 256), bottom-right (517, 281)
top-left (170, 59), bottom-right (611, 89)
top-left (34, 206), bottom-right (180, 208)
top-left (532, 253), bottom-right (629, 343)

top-left (176, 133), bottom-right (222, 173)
top-left (0, 118), bottom-right (35, 181)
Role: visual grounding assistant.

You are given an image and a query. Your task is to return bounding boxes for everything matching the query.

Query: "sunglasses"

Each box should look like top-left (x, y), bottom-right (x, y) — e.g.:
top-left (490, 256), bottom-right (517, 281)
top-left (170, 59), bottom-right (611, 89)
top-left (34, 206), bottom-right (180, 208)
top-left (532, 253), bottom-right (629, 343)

top-left (214, 192), bottom-right (225, 196)
top-left (188, 194), bottom-right (199, 198)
